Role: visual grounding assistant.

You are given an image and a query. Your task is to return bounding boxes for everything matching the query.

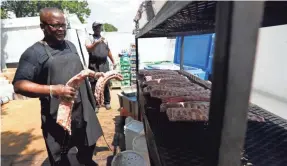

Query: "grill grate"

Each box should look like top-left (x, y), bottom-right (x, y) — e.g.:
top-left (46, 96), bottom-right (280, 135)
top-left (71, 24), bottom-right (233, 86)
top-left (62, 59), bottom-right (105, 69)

top-left (139, 70), bottom-right (287, 166)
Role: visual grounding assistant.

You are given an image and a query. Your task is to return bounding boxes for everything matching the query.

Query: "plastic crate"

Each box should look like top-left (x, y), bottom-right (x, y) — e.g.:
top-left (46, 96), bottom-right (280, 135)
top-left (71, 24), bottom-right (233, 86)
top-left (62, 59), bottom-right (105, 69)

top-left (111, 80), bottom-right (122, 88)
top-left (130, 60), bottom-right (137, 65)
top-left (120, 65), bottom-right (131, 71)
top-left (131, 64), bottom-right (136, 68)
top-left (131, 68), bottom-right (137, 72)
top-left (130, 57), bottom-right (137, 61)
top-left (131, 73), bottom-right (137, 78)
top-left (121, 72), bottom-right (131, 80)
top-left (120, 56), bottom-right (130, 65)
top-left (121, 80), bottom-right (131, 86)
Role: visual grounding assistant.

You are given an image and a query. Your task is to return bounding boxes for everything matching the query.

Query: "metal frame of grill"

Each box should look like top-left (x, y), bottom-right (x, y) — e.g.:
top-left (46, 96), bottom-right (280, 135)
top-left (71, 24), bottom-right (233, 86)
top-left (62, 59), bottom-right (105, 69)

top-left (135, 1), bottom-right (287, 166)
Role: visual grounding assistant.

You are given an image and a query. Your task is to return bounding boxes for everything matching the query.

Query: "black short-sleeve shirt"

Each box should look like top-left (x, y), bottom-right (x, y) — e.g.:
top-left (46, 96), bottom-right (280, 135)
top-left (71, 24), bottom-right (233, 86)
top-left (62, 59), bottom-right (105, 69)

top-left (13, 41), bottom-right (84, 126)
top-left (13, 41), bottom-right (76, 85)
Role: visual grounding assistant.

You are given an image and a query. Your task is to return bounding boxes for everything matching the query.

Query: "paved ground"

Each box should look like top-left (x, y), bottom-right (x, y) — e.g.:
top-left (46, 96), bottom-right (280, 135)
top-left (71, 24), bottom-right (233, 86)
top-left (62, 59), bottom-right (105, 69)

top-left (1, 89), bottom-right (122, 166)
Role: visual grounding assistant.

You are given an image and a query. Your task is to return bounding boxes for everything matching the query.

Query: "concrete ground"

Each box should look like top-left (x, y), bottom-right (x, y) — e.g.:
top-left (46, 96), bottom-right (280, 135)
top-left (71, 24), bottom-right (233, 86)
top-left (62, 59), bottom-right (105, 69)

top-left (1, 89), bottom-right (122, 166)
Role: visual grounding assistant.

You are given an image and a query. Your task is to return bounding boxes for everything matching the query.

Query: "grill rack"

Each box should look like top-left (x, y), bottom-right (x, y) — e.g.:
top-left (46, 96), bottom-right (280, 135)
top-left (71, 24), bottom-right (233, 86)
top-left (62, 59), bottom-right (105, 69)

top-left (135, 1), bottom-right (287, 166)
top-left (139, 74), bottom-right (287, 166)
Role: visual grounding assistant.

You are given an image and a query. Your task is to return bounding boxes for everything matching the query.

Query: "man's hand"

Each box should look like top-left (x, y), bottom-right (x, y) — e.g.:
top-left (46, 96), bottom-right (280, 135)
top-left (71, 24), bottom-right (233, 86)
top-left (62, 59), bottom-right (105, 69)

top-left (94, 72), bottom-right (104, 79)
top-left (100, 37), bottom-right (105, 41)
top-left (86, 37), bottom-right (105, 52)
top-left (52, 85), bottom-right (76, 99)
top-left (94, 37), bottom-right (105, 45)
top-left (112, 63), bottom-right (117, 70)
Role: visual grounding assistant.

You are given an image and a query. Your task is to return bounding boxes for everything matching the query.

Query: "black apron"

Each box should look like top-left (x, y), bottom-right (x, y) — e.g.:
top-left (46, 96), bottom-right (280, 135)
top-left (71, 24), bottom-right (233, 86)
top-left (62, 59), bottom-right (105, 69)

top-left (40, 41), bottom-right (103, 164)
top-left (88, 35), bottom-right (110, 74)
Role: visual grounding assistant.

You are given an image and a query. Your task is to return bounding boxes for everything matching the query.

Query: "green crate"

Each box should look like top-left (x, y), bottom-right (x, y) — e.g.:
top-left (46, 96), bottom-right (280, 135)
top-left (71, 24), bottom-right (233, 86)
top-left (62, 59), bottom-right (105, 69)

top-left (120, 56), bottom-right (130, 61)
top-left (121, 72), bottom-right (131, 80)
top-left (120, 56), bottom-right (130, 65)
top-left (120, 65), bottom-right (130, 71)
top-left (121, 80), bottom-right (130, 86)
top-left (120, 61), bottom-right (130, 66)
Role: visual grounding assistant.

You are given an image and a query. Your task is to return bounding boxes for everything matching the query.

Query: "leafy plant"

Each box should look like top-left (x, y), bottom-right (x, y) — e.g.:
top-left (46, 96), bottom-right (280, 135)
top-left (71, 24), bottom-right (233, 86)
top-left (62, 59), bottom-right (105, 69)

top-left (1, 0), bottom-right (91, 23)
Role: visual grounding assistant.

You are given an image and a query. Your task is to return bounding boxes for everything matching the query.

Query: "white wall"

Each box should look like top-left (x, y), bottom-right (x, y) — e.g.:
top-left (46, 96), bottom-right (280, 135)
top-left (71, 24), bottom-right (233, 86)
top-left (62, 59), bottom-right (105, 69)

top-left (250, 24), bottom-right (287, 119)
top-left (252, 25), bottom-right (287, 100)
top-left (138, 37), bottom-right (175, 63)
top-left (99, 33), bottom-right (176, 64)
top-left (101, 32), bottom-right (135, 59)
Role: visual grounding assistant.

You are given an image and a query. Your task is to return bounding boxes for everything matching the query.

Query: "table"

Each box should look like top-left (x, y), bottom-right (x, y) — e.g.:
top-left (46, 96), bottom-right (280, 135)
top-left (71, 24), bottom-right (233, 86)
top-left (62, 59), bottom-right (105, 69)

top-left (117, 93), bottom-right (139, 120)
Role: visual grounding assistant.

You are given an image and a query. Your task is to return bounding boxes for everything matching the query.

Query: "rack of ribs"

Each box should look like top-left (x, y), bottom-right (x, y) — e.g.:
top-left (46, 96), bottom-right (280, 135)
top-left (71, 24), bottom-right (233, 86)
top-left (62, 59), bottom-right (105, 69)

top-left (95, 70), bottom-right (123, 106)
top-left (57, 69), bottom-right (100, 135)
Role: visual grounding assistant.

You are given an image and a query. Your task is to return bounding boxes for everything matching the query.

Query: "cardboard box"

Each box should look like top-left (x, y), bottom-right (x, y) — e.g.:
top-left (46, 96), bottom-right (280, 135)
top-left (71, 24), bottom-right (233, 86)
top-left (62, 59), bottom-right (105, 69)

top-left (1, 69), bottom-right (17, 84)
top-left (2, 68), bottom-right (17, 73)
top-left (13, 93), bottom-right (30, 100)
top-left (118, 93), bottom-right (139, 120)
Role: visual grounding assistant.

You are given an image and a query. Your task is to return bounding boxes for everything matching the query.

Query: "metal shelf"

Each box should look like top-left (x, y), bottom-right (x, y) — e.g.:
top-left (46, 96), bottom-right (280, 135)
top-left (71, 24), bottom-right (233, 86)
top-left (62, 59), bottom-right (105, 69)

top-left (135, 1), bottom-right (287, 166)
top-left (140, 88), bottom-right (287, 166)
top-left (136, 1), bottom-right (287, 38)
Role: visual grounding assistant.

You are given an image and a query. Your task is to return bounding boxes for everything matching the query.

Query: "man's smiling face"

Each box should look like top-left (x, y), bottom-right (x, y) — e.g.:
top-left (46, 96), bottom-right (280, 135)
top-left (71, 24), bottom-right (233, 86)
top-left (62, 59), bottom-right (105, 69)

top-left (41, 11), bottom-right (67, 43)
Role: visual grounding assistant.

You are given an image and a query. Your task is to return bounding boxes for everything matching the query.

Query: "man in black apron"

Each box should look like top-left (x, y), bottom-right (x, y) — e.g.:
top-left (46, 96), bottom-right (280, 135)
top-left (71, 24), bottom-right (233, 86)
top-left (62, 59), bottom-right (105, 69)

top-left (12, 8), bottom-right (103, 166)
top-left (85, 22), bottom-right (115, 110)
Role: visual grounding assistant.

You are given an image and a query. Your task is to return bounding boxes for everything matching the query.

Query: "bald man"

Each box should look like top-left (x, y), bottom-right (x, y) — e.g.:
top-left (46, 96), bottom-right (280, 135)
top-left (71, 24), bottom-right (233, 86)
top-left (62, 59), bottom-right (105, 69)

top-left (13, 8), bottom-right (102, 166)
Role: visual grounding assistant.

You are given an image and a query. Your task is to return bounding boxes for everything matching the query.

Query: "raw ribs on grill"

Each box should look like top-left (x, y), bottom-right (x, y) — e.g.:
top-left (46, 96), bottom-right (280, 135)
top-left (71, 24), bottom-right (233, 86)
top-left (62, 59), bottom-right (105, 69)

top-left (138, 69), bottom-right (179, 76)
top-left (161, 101), bottom-right (265, 122)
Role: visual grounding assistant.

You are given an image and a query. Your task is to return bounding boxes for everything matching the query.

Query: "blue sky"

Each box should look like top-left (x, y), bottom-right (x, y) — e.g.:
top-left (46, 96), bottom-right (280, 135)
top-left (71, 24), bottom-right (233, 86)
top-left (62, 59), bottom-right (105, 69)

top-left (86, 0), bottom-right (143, 33)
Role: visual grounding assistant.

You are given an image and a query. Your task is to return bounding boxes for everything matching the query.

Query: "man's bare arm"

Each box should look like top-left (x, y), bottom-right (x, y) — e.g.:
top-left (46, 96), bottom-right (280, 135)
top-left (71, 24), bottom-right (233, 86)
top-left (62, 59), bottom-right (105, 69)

top-left (14, 80), bottom-right (76, 98)
top-left (14, 80), bottom-right (51, 98)
top-left (85, 38), bottom-right (103, 52)
top-left (108, 50), bottom-right (115, 65)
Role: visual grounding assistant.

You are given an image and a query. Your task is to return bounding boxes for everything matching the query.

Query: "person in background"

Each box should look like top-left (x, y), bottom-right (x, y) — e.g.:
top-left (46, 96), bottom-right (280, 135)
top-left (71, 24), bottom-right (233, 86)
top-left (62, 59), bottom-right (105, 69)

top-left (12, 8), bottom-right (103, 166)
top-left (85, 22), bottom-right (115, 110)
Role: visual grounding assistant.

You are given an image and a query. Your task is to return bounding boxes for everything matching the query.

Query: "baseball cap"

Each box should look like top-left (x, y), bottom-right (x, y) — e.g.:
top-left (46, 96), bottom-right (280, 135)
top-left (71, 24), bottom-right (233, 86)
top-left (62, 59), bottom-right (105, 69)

top-left (92, 21), bottom-right (102, 27)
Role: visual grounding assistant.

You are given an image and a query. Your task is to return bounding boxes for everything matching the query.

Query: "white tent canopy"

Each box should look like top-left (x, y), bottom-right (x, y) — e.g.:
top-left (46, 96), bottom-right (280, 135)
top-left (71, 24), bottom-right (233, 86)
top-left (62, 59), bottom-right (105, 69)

top-left (1, 14), bottom-right (175, 71)
top-left (1, 14), bottom-right (87, 69)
